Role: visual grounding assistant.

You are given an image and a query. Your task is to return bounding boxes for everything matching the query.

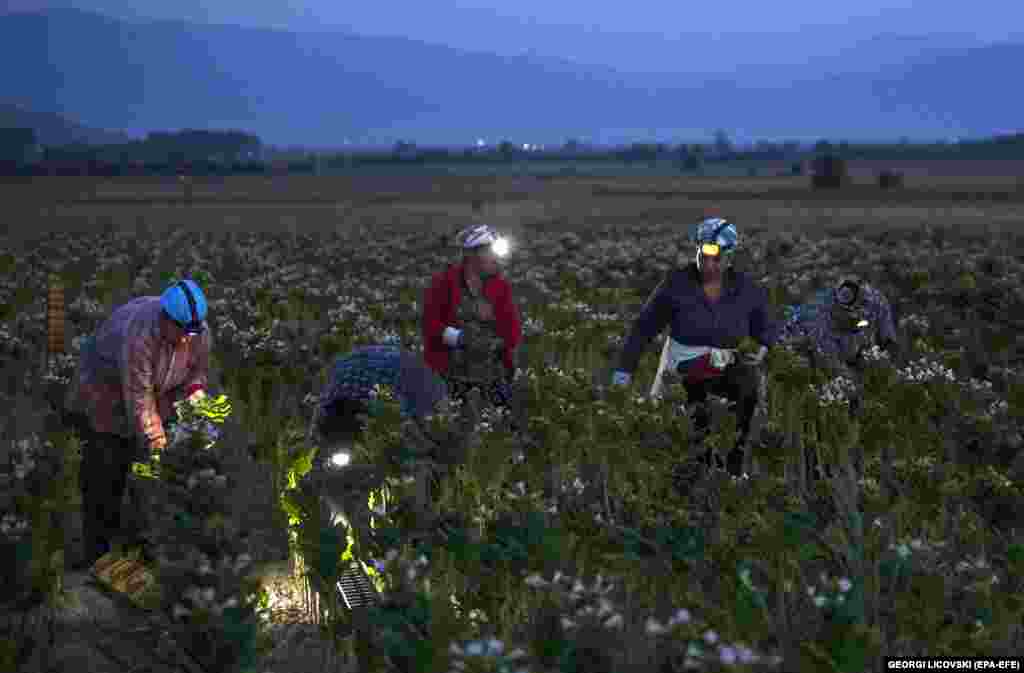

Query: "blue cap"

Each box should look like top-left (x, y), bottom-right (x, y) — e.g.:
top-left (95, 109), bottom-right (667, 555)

top-left (160, 279), bottom-right (207, 334)
top-left (689, 217), bottom-right (739, 252)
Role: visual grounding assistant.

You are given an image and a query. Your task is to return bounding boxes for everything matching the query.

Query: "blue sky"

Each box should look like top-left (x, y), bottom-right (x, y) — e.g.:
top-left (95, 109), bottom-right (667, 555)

top-left (11, 0), bottom-right (1024, 74)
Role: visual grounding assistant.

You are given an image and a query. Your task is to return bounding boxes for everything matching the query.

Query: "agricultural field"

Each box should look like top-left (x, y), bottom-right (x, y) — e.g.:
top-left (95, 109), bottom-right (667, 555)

top-left (2, 170), bottom-right (1024, 672)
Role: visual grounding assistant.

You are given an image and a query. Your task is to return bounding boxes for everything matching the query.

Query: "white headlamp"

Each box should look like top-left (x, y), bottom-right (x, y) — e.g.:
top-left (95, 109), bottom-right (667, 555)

top-left (490, 236), bottom-right (510, 257)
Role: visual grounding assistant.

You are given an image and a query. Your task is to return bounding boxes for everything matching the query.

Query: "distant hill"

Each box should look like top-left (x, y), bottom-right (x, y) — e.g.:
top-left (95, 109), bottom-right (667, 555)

top-left (0, 8), bottom-right (1019, 146)
top-left (0, 101), bottom-right (131, 146)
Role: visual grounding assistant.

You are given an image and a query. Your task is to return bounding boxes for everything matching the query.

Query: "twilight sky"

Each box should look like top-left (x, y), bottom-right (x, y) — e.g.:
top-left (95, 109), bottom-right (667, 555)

top-left (8, 0), bottom-right (1024, 74)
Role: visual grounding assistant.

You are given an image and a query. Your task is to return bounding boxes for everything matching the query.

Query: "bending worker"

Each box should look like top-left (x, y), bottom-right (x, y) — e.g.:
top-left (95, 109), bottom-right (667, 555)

top-left (309, 342), bottom-right (451, 462)
top-left (611, 216), bottom-right (778, 476)
top-left (422, 224), bottom-right (522, 410)
top-left (778, 275), bottom-right (901, 375)
top-left (65, 279), bottom-right (212, 569)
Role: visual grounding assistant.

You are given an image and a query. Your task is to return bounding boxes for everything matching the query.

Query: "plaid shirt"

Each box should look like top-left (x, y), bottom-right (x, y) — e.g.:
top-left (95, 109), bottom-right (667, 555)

top-left (66, 297), bottom-right (211, 449)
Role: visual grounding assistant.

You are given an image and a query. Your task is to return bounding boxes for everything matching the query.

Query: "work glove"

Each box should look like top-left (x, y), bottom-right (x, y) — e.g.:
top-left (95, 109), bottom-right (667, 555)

top-left (742, 345), bottom-right (768, 366)
top-left (611, 370), bottom-right (631, 386)
top-left (173, 388), bottom-right (208, 417)
top-left (146, 435), bottom-right (167, 468)
top-left (442, 326), bottom-right (463, 348)
top-left (710, 348), bottom-right (736, 369)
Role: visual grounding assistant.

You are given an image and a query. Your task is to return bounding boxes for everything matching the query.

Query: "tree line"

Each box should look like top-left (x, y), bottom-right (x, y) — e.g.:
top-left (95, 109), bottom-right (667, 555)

top-left (1, 127), bottom-right (1022, 177)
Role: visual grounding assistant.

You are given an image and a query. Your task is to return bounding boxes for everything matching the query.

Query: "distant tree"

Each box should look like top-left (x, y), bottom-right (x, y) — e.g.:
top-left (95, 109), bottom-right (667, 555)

top-left (814, 139), bottom-right (832, 153)
top-left (393, 141), bottom-right (418, 160)
top-left (0, 127), bottom-right (37, 163)
top-left (877, 169), bottom-right (904, 189)
top-left (811, 154), bottom-right (848, 189)
top-left (563, 138), bottom-right (581, 153)
top-left (713, 129), bottom-right (732, 157)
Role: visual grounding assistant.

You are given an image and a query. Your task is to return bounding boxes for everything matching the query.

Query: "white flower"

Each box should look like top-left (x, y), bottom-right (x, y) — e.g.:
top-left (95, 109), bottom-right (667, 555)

top-left (485, 638), bottom-right (503, 656)
top-left (645, 617), bottom-right (668, 636)
top-left (524, 574), bottom-right (548, 588)
top-left (465, 641), bottom-right (484, 657)
top-left (703, 629), bottom-right (718, 645)
top-left (604, 613), bottom-right (623, 629)
top-left (736, 645), bottom-right (759, 664)
top-left (719, 645), bottom-right (738, 665)
top-left (838, 577), bottom-right (852, 593)
top-left (669, 608), bottom-right (691, 625)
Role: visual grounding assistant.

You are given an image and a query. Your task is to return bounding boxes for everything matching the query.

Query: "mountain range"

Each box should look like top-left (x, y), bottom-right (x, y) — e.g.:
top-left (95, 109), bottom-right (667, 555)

top-left (0, 100), bottom-right (130, 146)
top-left (1, 8), bottom-right (1019, 147)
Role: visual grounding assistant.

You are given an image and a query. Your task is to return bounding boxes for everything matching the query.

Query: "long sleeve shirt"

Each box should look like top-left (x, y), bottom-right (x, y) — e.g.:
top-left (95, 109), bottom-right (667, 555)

top-left (617, 264), bottom-right (779, 375)
top-left (778, 282), bottom-right (897, 364)
top-left (66, 296), bottom-right (211, 449)
top-left (318, 345), bottom-right (449, 420)
top-left (422, 263), bottom-right (522, 375)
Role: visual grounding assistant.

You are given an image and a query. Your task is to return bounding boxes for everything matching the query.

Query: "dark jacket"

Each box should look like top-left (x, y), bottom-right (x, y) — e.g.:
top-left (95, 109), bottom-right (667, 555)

top-left (617, 264), bottom-right (779, 375)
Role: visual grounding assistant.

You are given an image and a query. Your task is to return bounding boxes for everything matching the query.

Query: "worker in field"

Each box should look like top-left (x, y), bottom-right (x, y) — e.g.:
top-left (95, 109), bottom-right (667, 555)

top-left (308, 342), bottom-right (451, 460)
top-left (307, 342), bottom-right (457, 531)
top-left (422, 224), bottom-right (523, 410)
top-left (610, 216), bottom-right (778, 477)
top-left (64, 279), bottom-right (212, 570)
top-left (778, 276), bottom-right (901, 375)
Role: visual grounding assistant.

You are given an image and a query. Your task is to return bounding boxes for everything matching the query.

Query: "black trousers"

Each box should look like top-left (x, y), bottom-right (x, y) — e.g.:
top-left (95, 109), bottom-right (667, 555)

top-left (683, 362), bottom-right (760, 475)
top-left (71, 416), bottom-right (140, 562)
top-left (443, 375), bottom-right (513, 410)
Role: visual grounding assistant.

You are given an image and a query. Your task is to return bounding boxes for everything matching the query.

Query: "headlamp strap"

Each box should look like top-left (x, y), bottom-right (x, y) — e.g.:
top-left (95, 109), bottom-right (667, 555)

top-left (176, 280), bottom-right (200, 329)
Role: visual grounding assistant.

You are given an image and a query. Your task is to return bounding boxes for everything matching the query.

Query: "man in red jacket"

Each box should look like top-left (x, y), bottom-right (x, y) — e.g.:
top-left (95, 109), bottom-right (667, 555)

top-left (422, 224), bottom-right (522, 409)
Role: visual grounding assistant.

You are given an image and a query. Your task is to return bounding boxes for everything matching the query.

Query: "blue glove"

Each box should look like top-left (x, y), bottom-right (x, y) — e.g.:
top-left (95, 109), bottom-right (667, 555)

top-left (611, 370), bottom-right (631, 386)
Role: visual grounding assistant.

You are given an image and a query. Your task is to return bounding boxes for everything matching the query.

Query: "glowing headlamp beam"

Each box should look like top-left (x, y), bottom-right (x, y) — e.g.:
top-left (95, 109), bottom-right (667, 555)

top-left (491, 237), bottom-right (510, 257)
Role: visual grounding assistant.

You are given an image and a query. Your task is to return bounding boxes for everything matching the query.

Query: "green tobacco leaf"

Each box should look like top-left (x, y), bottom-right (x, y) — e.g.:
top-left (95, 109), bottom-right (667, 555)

top-left (1007, 543), bottom-right (1024, 566)
top-left (782, 510), bottom-right (818, 546)
top-left (830, 627), bottom-right (870, 673)
top-left (660, 526), bottom-right (704, 562)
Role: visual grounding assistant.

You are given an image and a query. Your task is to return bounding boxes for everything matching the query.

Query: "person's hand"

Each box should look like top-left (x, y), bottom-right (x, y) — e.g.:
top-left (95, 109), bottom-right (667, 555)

top-left (743, 345), bottom-right (768, 366)
top-left (443, 326), bottom-right (463, 348)
top-left (710, 348), bottom-right (735, 369)
top-left (148, 436), bottom-right (166, 464)
top-left (611, 370), bottom-right (631, 386)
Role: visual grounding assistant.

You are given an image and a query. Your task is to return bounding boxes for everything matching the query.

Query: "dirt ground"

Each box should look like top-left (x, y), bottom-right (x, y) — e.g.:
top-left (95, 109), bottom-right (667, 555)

top-left (3, 166), bottom-right (1022, 253)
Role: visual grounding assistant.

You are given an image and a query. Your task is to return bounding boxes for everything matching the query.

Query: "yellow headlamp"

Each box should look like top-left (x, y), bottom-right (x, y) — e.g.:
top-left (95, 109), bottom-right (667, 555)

top-left (700, 242), bottom-right (722, 256)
